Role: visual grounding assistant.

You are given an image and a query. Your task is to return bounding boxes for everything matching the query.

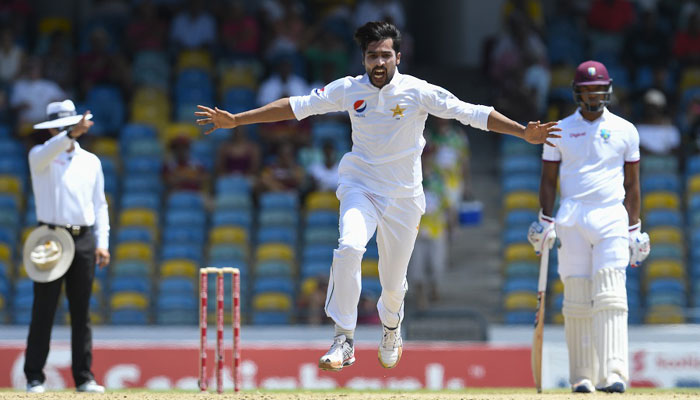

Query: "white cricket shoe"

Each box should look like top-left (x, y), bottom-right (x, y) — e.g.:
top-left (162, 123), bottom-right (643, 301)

top-left (378, 325), bottom-right (403, 369)
top-left (597, 373), bottom-right (626, 393)
top-left (572, 378), bottom-right (595, 393)
top-left (76, 380), bottom-right (105, 393)
top-left (26, 380), bottom-right (45, 393)
top-left (318, 334), bottom-right (355, 371)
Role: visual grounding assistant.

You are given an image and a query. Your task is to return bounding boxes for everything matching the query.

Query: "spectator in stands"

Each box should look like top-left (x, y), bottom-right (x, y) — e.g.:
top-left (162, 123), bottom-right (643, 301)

top-left (25, 101), bottom-right (109, 393)
top-left (408, 146), bottom-right (448, 311)
top-left (10, 57), bottom-right (64, 135)
top-left (672, 7), bottom-right (700, 67)
top-left (220, 0), bottom-right (260, 59)
top-left (76, 27), bottom-right (130, 97)
top-left (426, 117), bottom-right (471, 232)
top-left (42, 30), bottom-right (75, 92)
top-left (305, 29), bottom-right (349, 85)
top-left (163, 136), bottom-right (209, 194)
top-left (170, 0), bottom-right (216, 51)
top-left (354, 0), bottom-right (406, 30)
top-left (308, 140), bottom-right (339, 192)
top-left (0, 26), bottom-right (24, 83)
top-left (622, 8), bottom-right (670, 72)
top-left (215, 126), bottom-right (261, 179)
top-left (587, 0), bottom-right (636, 33)
top-left (125, 0), bottom-right (168, 54)
top-left (501, 0), bottom-right (544, 31)
top-left (257, 56), bottom-right (309, 106)
top-left (637, 89), bottom-right (680, 156)
top-left (196, 21), bottom-right (559, 373)
top-left (258, 141), bottom-right (306, 193)
top-left (265, 1), bottom-right (309, 61)
top-left (298, 275), bottom-right (328, 325)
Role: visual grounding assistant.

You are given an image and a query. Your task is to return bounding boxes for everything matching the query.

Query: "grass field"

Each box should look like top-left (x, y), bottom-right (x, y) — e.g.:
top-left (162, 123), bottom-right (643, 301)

top-left (2, 388), bottom-right (700, 399)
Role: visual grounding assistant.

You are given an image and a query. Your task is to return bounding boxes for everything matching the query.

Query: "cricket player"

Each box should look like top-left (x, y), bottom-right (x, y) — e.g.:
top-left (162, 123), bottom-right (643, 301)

top-left (197, 21), bottom-right (561, 372)
top-left (528, 60), bottom-right (651, 393)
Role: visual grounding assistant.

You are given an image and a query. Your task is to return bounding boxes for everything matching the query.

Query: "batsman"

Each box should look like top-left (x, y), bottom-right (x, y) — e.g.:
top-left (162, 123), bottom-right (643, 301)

top-left (527, 60), bottom-right (650, 393)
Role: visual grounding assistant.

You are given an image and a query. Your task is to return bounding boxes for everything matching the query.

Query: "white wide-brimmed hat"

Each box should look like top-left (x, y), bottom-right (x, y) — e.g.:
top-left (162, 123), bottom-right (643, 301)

top-left (22, 225), bottom-right (75, 283)
top-left (33, 100), bottom-right (92, 130)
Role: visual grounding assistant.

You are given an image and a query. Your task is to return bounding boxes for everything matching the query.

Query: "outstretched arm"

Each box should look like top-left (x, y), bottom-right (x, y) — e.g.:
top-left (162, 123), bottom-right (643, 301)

top-left (487, 110), bottom-right (562, 147)
top-left (195, 98), bottom-right (296, 135)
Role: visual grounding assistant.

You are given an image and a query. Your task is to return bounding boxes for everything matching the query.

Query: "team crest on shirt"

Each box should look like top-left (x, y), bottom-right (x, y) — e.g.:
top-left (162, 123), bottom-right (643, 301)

top-left (313, 87), bottom-right (325, 95)
top-left (600, 129), bottom-right (611, 142)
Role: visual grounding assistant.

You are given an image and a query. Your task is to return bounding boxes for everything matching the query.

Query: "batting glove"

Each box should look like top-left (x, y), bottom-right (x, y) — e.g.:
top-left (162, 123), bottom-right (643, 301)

top-left (527, 209), bottom-right (556, 256)
top-left (629, 221), bottom-right (650, 268)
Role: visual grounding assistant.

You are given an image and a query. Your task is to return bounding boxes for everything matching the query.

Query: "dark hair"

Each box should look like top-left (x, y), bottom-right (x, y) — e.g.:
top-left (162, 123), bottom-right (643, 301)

top-left (354, 21), bottom-right (401, 54)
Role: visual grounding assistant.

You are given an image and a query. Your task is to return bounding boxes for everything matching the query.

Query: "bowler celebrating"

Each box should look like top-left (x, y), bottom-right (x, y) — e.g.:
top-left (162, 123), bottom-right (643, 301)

top-left (197, 21), bottom-right (561, 372)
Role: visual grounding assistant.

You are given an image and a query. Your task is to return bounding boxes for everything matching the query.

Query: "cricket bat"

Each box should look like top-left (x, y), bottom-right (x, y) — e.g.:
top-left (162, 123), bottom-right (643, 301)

top-left (531, 245), bottom-right (549, 393)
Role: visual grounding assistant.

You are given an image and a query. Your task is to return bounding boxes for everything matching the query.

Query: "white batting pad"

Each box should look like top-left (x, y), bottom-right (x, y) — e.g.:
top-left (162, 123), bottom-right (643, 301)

top-left (562, 277), bottom-right (596, 386)
top-left (592, 267), bottom-right (629, 385)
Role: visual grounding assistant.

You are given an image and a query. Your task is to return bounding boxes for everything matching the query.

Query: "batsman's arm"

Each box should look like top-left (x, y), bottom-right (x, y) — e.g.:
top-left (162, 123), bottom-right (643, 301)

top-left (539, 161), bottom-right (559, 218)
top-left (195, 98), bottom-right (296, 135)
top-left (623, 161), bottom-right (641, 225)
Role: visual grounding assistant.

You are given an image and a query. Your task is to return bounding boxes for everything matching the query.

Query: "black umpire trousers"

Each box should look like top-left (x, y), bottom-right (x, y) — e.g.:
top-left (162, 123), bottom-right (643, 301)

top-left (24, 227), bottom-right (96, 387)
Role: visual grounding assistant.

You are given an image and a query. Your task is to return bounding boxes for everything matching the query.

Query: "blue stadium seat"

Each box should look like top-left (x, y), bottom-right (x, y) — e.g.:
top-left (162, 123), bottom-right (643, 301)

top-left (156, 310), bottom-right (197, 324)
top-left (212, 209), bottom-right (252, 229)
top-left (165, 209), bottom-right (206, 227)
top-left (115, 227), bottom-right (154, 244)
top-left (162, 226), bottom-right (205, 245)
top-left (121, 192), bottom-right (160, 210)
top-left (110, 277), bottom-right (151, 294)
top-left (167, 191), bottom-right (205, 210)
top-left (111, 309), bottom-right (148, 325)
top-left (156, 293), bottom-right (196, 311)
top-left (505, 209), bottom-right (538, 226)
top-left (503, 277), bottom-right (538, 294)
top-left (504, 310), bottom-right (535, 325)
top-left (503, 226), bottom-right (528, 246)
top-left (257, 226), bottom-right (297, 246)
top-left (501, 155), bottom-right (540, 174)
top-left (161, 243), bottom-right (203, 264)
top-left (502, 174), bottom-right (540, 193)
top-left (259, 209), bottom-right (298, 227)
top-left (222, 88), bottom-right (256, 113)
top-left (122, 138), bottom-right (163, 157)
top-left (301, 261), bottom-right (329, 279)
top-left (208, 244), bottom-right (247, 262)
top-left (111, 260), bottom-right (151, 277)
top-left (120, 123), bottom-right (158, 143)
top-left (251, 311), bottom-right (290, 325)
top-left (253, 277), bottom-right (294, 296)
top-left (260, 192), bottom-right (298, 210)
top-left (303, 244), bottom-right (334, 264)
top-left (361, 278), bottom-right (382, 298)
top-left (303, 226), bottom-right (338, 246)
top-left (642, 174), bottom-right (681, 195)
top-left (0, 226), bottom-right (16, 246)
top-left (85, 85), bottom-right (125, 135)
top-left (159, 277), bottom-right (196, 295)
top-left (306, 211), bottom-right (338, 227)
top-left (191, 140), bottom-right (214, 171)
top-left (123, 156), bottom-right (163, 175)
top-left (645, 209), bottom-right (682, 229)
top-left (122, 175), bottom-right (163, 195)
top-left (256, 260), bottom-right (293, 277)
top-left (216, 176), bottom-right (252, 195)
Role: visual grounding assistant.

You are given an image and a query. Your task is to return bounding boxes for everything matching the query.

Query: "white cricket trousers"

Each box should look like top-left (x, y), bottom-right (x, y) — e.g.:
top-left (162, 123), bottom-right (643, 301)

top-left (325, 184), bottom-right (426, 331)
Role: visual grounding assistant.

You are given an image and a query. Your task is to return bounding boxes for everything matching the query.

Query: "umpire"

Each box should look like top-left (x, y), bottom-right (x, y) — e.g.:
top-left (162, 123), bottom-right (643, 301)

top-left (24, 100), bottom-right (110, 393)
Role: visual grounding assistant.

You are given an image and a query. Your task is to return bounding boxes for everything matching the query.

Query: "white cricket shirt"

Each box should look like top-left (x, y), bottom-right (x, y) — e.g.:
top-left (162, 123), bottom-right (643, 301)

top-left (29, 131), bottom-right (110, 249)
top-left (289, 70), bottom-right (493, 197)
top-left (542, 108), bottom-right (640, 205)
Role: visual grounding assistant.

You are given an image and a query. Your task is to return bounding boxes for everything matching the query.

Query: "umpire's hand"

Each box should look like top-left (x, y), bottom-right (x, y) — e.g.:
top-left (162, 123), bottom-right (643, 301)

top-left (96, 248), bottom-right (110, 268)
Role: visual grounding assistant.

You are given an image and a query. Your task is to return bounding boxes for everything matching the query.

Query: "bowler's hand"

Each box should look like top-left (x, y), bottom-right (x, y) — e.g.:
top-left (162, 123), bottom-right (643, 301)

top-left (195, 105), bottom-right (236, 135)
top-left (523, 121), bottom-right (561, 147)
top-left (95, 248), bottom-right (110, 268)
top-left (71, 111), bottom-right (94, 138)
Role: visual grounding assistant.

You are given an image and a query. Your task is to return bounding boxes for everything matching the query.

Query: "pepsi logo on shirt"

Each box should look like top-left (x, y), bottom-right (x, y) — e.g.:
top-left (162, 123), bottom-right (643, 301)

top-left (353, 99), bottom-right (367, 117)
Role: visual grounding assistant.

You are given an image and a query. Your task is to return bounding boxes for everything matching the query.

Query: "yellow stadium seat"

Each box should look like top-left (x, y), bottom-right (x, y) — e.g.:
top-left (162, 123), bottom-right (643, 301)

top-left (19, 263), bottom-right (29, 278)
top-left (687, 174), bottom-right (700, 194)
top-left (361, 259), bottom-right (379, 277)
top-left (645, 305), bottom-right (685, 324)
top-left (679, 67), bottom-right (700, 92)
top-left (132, 87), bottom-right (169, 107)
top-left (645, 260), bottom-right (685, 280)
top-left (550, 65), bottom-right (575, 89)
top-left (209, 226), bottom-right (248, 245)
top-left (110, 292), bottom-right (148, 310)
top-left (161, 259), bottom-right (197, 278)
top-left (119, 208), bottom-right (158, 228)
top-left (642, 192), bottom-right (679, 210)
top-left (551, 279), bottom-right (564, 295)
top-left (38, 17), bottom-right (72, 34)
top-left (91, 137), bottom-right (119, 158)
top-left (162, 123), bottom-right (200, 144)
top-left (220, 65), bottom-right (257, 91)
top-left (504, 292), bottom-right (538, 310)
top-left (648, 227), bottom-right (682, 245)
top-left (0, 243), bottom-right (11, 263)
top-left (256, 243), bottom-right (294, 263)
top-left (21, 227), bottom-right (33, 245)
top-left (252, 293), bottom-right (292, 311)
top-left (177, 50), bottom-right (213, 71)
top-left (306, 191), bottom-right (339, 211)
top-left (93, 280), bottom-right (102, 295)
top-left (0, 175), bottom-right (22, 197)
top-left (115, 242), bottom-right (153, 262)
top-left (504, 191), bottom-right (539, 211)
top-left (504, 243), bottom-right (538, 262)
top-left (300, 277), bottom-right (319, 297)
top-left (552, 313), bottom-right (564, 325)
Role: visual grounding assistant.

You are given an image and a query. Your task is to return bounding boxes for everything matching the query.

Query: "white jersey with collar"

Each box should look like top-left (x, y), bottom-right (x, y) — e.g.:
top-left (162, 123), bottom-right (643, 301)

top-left (28, 131), bottom-right (110, 249)
top-left (289, 70), bottom-right (493, 198)
top-left (542, 108), bottom-right (640, 204)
